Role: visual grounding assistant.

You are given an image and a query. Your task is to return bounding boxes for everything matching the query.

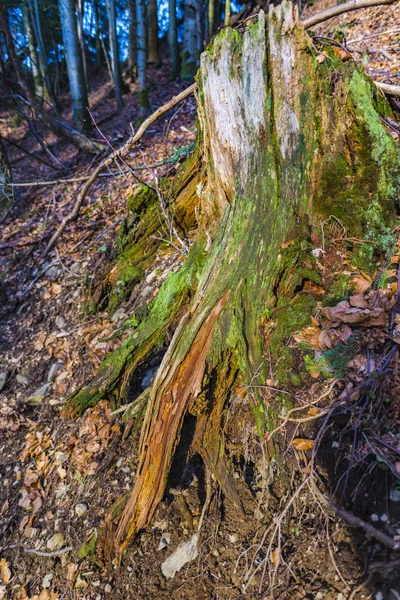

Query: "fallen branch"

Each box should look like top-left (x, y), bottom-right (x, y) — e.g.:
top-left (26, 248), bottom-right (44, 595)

top-left (311, 478), bottom-right (400, 550)
top-left (375, 81), bottom-right (400, 98)
top-left (23, 546), bottom-right (72, 557)
top-left (44, 83), bottom-right (197, 254)
top-left (302, 0), bottom-right (396, 29)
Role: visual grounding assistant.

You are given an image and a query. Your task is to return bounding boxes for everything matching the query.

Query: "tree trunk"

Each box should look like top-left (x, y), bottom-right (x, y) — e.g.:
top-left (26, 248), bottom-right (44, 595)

top-left (76, 0), bottom-right (89, 90)
top-left (147, 0), bottom-right (159, 64)
top-left (224, 0), bottom-right (231, 26)
top-left (66, 2), bottom-right (400, 552)
top-left (207, 0), bottom-right (215, 38)
top-left (94, 0), bottom-right (102, 68)
top-left (106, 0), bottom-right (124, 110)
top-left (28, 0), bottom-right (56, 106)
top-left (0, 136), bottom-right (12, 216)
top-left (168, 0), bottom-right (180, 79)
top-left (0, 0), bottom-right (101, 152)
top-left (136, 0), bottom-right (150, 118)
top-left (128, 0), bottom-right (137, 72)
top-left (58, 0), bottom-right (91, 133)
top-left (23, 0), bottom-right (43, 100)
top-left (181, 0), bottom-right (200, 79)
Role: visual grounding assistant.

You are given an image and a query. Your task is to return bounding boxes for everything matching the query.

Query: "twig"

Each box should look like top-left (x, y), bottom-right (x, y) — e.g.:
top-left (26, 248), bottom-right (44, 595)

top-left (23, 546), bottom-right (72, 556)
top-left (347, 27), bottom-right (400, 45)
top-left (44, 83), bottom-right (198, 254)
top-left (375, 81), bottom-right (400, 98)
top-left (302, 0), bottom-right (395, 30)
top-left (311, 477), bottom-right (400, 550)
top-left (83, 216), bottom-right (124, 253)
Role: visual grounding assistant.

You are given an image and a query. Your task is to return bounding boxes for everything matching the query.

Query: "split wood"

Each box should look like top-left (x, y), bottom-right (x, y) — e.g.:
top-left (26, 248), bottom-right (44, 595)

top-left (44, 0), bottom-right (396, 254)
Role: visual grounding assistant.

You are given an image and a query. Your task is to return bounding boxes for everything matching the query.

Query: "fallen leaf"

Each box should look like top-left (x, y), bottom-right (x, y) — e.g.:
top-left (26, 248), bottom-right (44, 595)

top-left (0, 558), bottom-right (11, 584)
top-left (292, 438), bottom-right (314, 451)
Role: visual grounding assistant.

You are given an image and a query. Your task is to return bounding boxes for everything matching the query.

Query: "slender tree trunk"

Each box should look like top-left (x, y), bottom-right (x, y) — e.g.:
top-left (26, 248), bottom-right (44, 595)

top-left (168, 0), bottom-right (180, 79)
top-left (58, 0), bottom-right (91, 133)
top-left (22, 0), bottom-right (43, 99)
top-left (128, 0), bottom-right (137, 73)
top-left (208, 0), bottom-right (215, 38)
top-left (147, 0), bottom-right (158, 63)
top-left (0, 136), bottom-right (12, 214)
top-left (136, 0), bottom-right (149, 118)
top-left (76, 0), bottom-right (89, 90)
top-left (29, 0), bottom-right (56, 105)
top-left (181, 0), bottom-right (200, 79)
top-left (106, 0), bottom-right (124, 110)
top-left (94, 0), bottom-right (102, 68)
top-left (0, 0), bottom-right (100, 152)
top-left (224, 0), bottom-right (230, 26)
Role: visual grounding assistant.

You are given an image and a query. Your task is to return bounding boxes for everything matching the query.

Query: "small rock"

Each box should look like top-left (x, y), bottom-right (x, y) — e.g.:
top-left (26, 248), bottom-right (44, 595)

top-left (381, 513), bottom-right (388, 522)
top-left (75, 575), bottom-right (88, 589)
top-left (390, 489), bottom-right (400, 502)
top-left (42, 573), bottom-right (53, 589)
top-left (161, 534), bottom-right (198, 579)
top-left (54, 518), bottom-right (62, 531)
top-left (23, 527), bottom-right (38, 539)
top-left (47, 532), bottom-right (64, 551)
top-left (228, 534), bottom-right (238, 543)
top-left (105, 584), bottom-right (112, 593)
top-left (375, 593), bottom-right (384, 600)
top-left (158, 533), bottom-right (171, 551)
top-left (75, 503), bottom-right (88, 517)
top-left (55, 316), bottom-right (66, 329)
top-left (0, 371), bottom-right (9, 392)
top-left (47, 266), bottom-right (62, 280)
top-left (28, 383), bottom-right (51, 404)
top-left (47, 363), bottom-right (63, 382)
top-left (111, 308), bottom-right (126, 323)
top-left (337, 594), bottom-right (346, 600)
top-left (371, 513), bottom-right (379, 522)
top-left (16, 374), bottom-right (29, 386)
top-left (315, 593), bottom-right (324, 600)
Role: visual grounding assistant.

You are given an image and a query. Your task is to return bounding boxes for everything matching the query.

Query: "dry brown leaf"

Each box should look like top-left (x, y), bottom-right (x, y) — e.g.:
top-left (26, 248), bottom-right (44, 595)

top-left (292, 438), bottom-right (314, 451)
top-left (316, 51), bottom-right (329, 63)
top-left (271, 547), bottom-right (281, 569)
top-left (0, 558), bottom-right (11, 584)
top-left (333, 46), bottom-right (352, 61)
top-left (351, 275), bottom-right (372, 293)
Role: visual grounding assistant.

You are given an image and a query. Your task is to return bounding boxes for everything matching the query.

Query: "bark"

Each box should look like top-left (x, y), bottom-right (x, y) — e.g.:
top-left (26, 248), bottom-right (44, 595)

top-left (23, 0), bottom-right (43, 99)
top-left (168, 0), bottom-right (180, 79)
top-left (58, 0), bottom-right (91, 132)
top-left (181, 0), bottom-right (201, 79)
top-left (207, 0), bottom-right (215, 38)
top-left (224, 0), bottom-right (230, 26)
top-left (0, 0), bottom-right (101, 152)
top-left (136, 0), bottom-right (150, 118)
top-left (128, 0), bottom-right (137, 71)
top-left (0, 136), bottom-right (12, 213)
top-left (106, 0), bottom-right (124, 109)
top-left (28, 0), bottom-right (56, 105)
top-left (65, 2), bottom-right (400, 551)
top-left (147, 0), bottom-right (159, 64)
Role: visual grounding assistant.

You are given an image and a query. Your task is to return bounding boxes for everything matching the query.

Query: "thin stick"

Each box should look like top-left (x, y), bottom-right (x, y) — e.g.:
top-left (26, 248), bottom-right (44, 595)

top-left (375, 81), bottom-right (400, 98)
top-left (303, 0), bottom-right (395, 30)
top-left (23, 546), bottom-right (72, 556)
top-left (44, 83), bottom-right (197, 254)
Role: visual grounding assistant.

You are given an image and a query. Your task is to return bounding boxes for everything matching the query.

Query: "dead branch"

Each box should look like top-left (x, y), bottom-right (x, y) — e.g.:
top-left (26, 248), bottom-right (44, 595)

top-left (302, 0), bottom-right (396, 30)
top-left (311, 478), bottom-right (400, 550)
top-left (44, 83), bottom-right (197, 254)
top-left (375, 81), bottom-right (400, 98)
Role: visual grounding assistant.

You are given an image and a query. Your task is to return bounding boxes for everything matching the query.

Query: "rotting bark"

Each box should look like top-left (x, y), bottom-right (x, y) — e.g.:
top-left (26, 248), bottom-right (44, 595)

top-left (66, 2), bottom-right (400, 553)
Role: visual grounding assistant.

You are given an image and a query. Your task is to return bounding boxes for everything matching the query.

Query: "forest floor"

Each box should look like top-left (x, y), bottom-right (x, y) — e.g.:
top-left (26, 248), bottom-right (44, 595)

top-left (1, 3), bottom-right (400, 599)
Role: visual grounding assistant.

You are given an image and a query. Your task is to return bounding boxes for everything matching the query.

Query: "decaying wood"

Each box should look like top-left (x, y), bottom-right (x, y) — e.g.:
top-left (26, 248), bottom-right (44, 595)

top-left (44, 83), bottom-right (197, 254)
top-left (114, 289), bottom-right (230, 550)
top-left (110, 2), bottom-right (400, 552)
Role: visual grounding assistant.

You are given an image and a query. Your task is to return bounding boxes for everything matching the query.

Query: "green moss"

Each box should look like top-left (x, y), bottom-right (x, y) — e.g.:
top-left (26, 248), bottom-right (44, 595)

top-left (270, 294), bottom-right (317, 385)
